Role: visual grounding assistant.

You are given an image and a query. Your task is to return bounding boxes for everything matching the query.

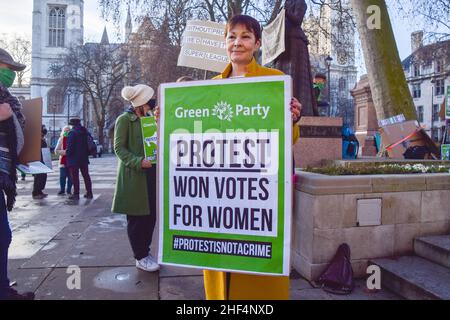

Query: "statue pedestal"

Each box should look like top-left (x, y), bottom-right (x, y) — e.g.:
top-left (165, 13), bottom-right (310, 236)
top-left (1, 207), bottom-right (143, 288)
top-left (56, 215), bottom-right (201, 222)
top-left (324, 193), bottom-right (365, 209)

top-left (294, 117), bottom-right (343, 168)
top-left (351, 75), bottom-right (379, 156)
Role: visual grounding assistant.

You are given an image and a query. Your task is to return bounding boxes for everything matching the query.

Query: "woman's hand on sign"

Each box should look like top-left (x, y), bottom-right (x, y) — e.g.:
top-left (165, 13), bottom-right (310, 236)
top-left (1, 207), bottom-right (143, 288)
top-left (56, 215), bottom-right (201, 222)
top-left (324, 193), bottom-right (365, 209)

top-left (141, 159), bottom-right (152, 169)
top-left (290, 97), bottom-right (302, 123)
top-left (154, 106), bottom-right (160, 122)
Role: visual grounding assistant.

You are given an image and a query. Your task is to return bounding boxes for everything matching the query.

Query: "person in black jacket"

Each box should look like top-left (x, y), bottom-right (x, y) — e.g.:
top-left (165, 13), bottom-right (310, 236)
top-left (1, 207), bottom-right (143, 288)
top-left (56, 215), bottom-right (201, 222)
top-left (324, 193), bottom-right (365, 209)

top-left (66, 117), bottom-right (93, 200)
top-left (0, 48), bottom-right (35, 300)
top-left (32, 125), bottom-right (48, 199)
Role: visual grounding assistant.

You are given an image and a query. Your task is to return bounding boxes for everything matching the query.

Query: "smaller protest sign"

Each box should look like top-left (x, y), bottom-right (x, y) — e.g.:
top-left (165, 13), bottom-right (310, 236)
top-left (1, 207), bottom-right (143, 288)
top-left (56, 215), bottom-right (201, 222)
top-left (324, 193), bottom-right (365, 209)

top-left (42, 148), bottom-right (52, 169)
top-left (141, 116), bottom-right (158, 163)
top-left (262, 9), bottom-right (285, 66)
top-left (17, 162), bottom-right (53, 175)
top-left (177, 20), bottom-right (228, 73)
top-left (442, 144), bottom-right (450, 161)
top-left (19, 98), bottom-right (43, 165)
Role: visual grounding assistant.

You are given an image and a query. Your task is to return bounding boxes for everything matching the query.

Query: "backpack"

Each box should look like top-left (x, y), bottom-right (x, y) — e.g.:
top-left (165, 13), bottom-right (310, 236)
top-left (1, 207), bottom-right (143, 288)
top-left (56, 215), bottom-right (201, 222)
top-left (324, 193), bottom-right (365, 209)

top-left (403, 145), bottom-right (430, 159)
top-left (87, 133), bottom-right (97, 156)
top-left (342, 125), bottom-right (359, 159)
top-left (317, 243), bottom-right (354, 295)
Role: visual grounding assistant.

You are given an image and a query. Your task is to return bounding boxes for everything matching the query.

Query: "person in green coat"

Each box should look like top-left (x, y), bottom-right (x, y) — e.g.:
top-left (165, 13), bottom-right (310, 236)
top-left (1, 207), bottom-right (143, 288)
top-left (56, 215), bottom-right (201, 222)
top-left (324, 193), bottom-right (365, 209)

top-left (112, 84), bottom-right (159, 272)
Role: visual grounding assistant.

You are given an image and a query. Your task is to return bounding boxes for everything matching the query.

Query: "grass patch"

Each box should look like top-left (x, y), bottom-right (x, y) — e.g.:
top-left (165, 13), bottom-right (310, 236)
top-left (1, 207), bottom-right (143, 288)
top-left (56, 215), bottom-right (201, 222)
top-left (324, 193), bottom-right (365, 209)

top-left (305, 164), bottom-right (450, 176)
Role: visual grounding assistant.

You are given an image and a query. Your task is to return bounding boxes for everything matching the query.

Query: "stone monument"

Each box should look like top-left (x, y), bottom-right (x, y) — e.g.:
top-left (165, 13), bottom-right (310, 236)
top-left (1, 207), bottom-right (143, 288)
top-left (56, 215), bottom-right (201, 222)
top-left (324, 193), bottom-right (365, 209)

top-left (293, 117), bottom-right (343, 167)
top-left (274, 0), bottom-right (318, 116)
top-left (351, 75), bottom-right (379, 156)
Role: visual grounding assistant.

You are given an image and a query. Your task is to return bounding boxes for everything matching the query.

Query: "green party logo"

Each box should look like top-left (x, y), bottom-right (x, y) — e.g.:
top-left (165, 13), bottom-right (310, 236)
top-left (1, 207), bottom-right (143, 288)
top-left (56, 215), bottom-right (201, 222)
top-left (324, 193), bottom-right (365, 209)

top-left (212, 101), bottom-right (233, 122)
top-left (174, 102), bottom-right (271, 121)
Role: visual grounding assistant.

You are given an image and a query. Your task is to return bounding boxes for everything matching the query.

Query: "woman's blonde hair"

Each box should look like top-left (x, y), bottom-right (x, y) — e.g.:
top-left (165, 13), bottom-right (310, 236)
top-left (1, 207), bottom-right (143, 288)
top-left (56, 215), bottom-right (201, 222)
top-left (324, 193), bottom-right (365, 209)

top-left (60, 125), bottom-right (70, 137)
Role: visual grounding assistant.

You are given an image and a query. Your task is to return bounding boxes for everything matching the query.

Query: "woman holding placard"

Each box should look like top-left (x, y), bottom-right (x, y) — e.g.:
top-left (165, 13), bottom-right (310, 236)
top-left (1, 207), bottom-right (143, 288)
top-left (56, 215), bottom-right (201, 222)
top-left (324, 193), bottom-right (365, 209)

top-left (201, 14), bottom-right (302, 300)
top-left (112, 84), bottom-right (160, 273)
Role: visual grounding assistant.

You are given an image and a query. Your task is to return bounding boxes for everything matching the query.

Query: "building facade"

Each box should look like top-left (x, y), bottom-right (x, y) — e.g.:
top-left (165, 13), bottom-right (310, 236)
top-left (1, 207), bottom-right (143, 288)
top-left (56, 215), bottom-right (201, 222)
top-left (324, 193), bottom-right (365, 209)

top-left (31, 0), bottom-right (84, 147)
top-left (9, 86), bottom-right (31, 102)
top-left (402, 31), bottom-right (449, 143)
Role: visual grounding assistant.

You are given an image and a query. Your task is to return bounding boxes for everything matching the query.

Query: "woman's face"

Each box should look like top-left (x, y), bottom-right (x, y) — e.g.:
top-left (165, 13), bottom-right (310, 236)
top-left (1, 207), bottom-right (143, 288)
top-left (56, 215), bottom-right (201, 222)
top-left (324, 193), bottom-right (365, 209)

top-left (64, 127), bottom-right (70, 133)
top-left (226, 24), bottom-right (260, 66)
top-left (136, 104), bottom-right (150, 117)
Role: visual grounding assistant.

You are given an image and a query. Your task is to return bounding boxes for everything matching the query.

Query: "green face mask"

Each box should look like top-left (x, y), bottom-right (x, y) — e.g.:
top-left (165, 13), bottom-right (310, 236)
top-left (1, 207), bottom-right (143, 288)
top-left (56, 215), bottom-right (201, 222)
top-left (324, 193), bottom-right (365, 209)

top-left (0, 68), bottom-right (16, 88)
top-left (314, 83), bottom-right (325, 91)
top-left (63, 131), bottom-right (69, 137)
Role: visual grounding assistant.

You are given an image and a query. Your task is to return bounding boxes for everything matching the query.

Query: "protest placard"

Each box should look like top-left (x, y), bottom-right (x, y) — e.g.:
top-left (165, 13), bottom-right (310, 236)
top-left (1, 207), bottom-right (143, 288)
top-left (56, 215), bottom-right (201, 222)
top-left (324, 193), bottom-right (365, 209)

top-left (158, 76), bottom-right (292, 276)
top-left (177, 20), bottom-right (228, 73)
top-left (262, 9), bottom-right (285, 66)
top-left (17, 162), bottom-right (53, 175)
top-left (42, 148), bottom-right (52, 169)
top-left (141, 116), bottom-right (157, 163)
top-left (442, 144), bottom-right (450, 160)
top-left (18, 98), bottom-right (42, 165)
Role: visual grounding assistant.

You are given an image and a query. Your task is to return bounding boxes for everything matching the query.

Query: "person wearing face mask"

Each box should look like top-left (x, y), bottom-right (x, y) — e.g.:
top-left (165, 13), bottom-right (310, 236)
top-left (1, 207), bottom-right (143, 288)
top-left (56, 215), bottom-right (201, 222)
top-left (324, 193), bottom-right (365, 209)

top-left (0, 48), bottom-right (34, 300)
top-left (112, 84), bottom-right (159, 272)
top-left (313, 73), bottom-right (330, 116)
top-left (55, 126), bottom-right (73, 196)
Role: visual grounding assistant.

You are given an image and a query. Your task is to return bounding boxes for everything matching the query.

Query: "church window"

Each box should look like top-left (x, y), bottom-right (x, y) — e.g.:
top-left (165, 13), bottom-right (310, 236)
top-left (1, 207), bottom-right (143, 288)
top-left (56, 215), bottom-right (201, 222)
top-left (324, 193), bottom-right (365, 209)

top-left (49, 7), bottom-right (66, 47)
top-left (47, 88), bottom-right (64, 114)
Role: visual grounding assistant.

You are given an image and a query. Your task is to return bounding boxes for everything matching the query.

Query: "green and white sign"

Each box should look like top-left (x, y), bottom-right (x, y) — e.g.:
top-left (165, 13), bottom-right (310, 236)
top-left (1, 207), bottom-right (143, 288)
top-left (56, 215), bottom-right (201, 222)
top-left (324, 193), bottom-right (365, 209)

top-left (446, 86), bottom-right (450, 119)
top-left (442, 144), bottom-right (450, 161)
top-left (158, 76), bottom-right (293, 276)
top-left (141, 116), bottom-right (158, 163)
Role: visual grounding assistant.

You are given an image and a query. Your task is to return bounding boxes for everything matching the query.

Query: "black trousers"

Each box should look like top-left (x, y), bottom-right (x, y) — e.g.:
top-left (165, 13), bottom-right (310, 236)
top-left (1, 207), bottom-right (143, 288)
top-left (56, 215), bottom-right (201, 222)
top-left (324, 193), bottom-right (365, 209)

top-left (127, 166), bottom-right (157, 260)
top-left (32, 174), bottom-right (47, 196)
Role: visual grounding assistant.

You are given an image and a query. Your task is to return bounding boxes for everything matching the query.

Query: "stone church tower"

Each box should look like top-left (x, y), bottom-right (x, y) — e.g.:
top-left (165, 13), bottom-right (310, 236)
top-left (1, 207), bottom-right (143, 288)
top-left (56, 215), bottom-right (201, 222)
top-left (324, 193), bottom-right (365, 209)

top-left (31, 0), bottom-right (84, 146)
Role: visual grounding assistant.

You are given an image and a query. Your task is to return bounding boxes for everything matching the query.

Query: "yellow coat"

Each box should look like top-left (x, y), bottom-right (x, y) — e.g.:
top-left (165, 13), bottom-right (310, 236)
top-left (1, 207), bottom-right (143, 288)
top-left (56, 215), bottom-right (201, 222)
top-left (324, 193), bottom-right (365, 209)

top-left (203, 58), bottom-right (296, 300)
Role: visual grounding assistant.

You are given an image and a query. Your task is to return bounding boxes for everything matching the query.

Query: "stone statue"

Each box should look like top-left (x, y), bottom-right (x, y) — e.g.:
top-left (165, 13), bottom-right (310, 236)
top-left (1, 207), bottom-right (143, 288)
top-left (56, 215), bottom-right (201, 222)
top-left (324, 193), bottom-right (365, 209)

top-left (274, 0), bottom-right (318, 116)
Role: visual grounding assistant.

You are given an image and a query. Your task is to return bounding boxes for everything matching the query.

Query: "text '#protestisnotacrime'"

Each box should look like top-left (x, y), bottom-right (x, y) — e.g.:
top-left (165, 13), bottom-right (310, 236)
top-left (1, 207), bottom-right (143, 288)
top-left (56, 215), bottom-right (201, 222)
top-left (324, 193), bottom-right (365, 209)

top-left (172, 235), bottom-right (272, 259)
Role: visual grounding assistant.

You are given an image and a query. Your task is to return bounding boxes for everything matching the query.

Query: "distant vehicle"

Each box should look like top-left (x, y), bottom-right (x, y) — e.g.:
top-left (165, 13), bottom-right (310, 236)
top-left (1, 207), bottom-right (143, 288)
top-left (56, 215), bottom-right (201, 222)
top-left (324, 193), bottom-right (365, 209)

top-left (93, 140), bottom-right (103, 158)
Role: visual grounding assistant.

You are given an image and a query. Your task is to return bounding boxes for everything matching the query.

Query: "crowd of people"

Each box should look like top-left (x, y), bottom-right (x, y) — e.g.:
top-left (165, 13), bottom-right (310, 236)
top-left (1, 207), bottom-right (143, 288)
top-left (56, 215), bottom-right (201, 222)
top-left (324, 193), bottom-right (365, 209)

top-left (0, 48), bottom-right (94, 300)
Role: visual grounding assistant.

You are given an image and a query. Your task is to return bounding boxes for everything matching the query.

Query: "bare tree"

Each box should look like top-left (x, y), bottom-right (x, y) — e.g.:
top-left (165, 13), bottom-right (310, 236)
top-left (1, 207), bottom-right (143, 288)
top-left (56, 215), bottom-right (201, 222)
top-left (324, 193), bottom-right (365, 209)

top-left (50, 43), bottom-right (130, 145)
top-left (351, 0), bottom-right (417, 121)
top-left (0, 35), bottom-right (32, 87)
top-left (392, 0), bottom-right (450, 42)
top-left (127, 16), bottom-right (186, 86)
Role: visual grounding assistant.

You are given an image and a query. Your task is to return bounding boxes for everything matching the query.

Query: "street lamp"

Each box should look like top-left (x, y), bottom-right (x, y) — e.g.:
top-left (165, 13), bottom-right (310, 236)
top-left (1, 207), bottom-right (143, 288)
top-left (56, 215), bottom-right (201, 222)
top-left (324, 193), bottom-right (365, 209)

top-left (431, 79), bottom-right (436, 141)
top-left (53, 104), bottom-right (57, 147)
top-left (67, 91), bottom-right (71, 124)
top-left (325, 55), bottom-right (333, 116)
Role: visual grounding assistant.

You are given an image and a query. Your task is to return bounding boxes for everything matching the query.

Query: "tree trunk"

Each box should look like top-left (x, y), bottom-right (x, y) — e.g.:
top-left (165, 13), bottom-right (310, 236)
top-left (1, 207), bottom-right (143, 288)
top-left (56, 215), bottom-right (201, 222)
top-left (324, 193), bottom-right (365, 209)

top-left (98, 123), bottom-right (105, 146)
top-left (350, 0), bottom-right (417, 121)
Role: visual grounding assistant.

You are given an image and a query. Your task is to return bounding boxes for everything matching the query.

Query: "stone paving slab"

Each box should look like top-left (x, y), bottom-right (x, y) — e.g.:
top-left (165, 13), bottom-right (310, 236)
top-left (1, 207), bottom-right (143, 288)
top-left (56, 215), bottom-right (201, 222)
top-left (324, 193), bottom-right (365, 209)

top-left (34, 267), bottom-right (158, 300)
top-left (56, 216), bottom-right (135, 268)
top-left (20, 239), bottom-right (79, 269)
top-left (159, 276), bottom-right (205, 300)
top-left (159, 265), bottom-right (204, 278)
top-left (8, 266), bottom-right (52, 294)
top-left (289, 279), bottom-right (400, 300)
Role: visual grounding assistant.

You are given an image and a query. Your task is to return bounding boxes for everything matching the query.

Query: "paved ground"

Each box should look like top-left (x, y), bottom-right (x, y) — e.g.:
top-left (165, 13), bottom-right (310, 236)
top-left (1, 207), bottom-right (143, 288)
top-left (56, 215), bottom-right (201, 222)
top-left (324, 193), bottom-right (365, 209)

top-left (7, 155), bottom-right (401, 300)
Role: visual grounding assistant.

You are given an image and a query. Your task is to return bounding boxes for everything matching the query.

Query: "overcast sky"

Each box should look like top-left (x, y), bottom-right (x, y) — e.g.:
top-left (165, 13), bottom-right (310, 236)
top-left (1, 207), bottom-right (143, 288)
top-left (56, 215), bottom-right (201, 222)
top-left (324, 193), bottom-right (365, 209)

top-left (0, 0), bottom-right (427, 71)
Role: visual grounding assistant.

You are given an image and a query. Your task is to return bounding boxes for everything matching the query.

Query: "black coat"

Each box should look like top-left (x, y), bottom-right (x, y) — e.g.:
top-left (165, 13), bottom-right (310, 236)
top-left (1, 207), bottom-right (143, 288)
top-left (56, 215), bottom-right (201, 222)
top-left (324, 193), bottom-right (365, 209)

top-left (66, 125), bottom-right (90, 167)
